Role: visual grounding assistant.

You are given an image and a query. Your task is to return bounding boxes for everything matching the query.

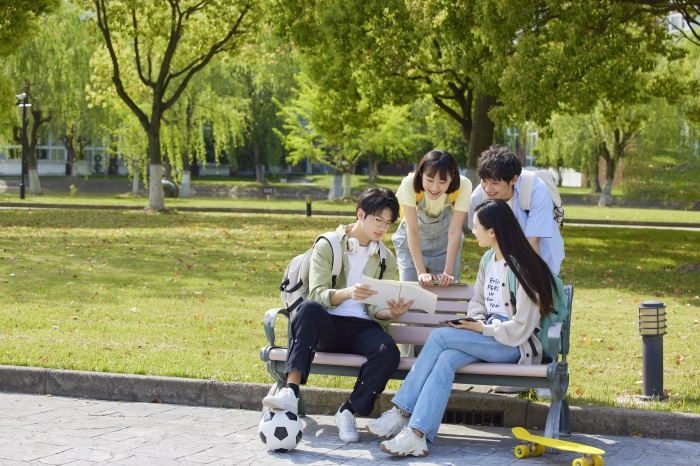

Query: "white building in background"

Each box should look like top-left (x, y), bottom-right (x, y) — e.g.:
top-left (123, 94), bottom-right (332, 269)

top-left (0, 131), bottom-right (128, 176)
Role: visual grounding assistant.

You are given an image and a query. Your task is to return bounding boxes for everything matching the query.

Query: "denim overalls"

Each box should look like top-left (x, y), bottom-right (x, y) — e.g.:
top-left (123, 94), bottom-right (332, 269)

top-left (392, 193), bottom-right (464, 282)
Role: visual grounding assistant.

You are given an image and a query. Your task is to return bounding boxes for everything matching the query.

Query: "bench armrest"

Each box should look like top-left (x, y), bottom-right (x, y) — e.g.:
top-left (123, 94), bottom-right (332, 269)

top-left (547, 322), bottom-right (564, 360)
top-left (264, 307), bottom-right (290, 347)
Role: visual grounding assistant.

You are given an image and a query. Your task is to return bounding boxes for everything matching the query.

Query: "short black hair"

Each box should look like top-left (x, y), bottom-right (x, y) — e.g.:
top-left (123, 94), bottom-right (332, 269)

top-left (413, 150), bottom-right (460, 195)
top-left (477, 145), bottom-right (522, 182)
top-left (356, 187), bottom-right (399, 222)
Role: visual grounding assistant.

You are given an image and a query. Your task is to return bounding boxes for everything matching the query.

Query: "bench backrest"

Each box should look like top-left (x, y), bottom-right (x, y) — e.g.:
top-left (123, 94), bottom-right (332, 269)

top-left (389, 283), bottom-right (573, 362)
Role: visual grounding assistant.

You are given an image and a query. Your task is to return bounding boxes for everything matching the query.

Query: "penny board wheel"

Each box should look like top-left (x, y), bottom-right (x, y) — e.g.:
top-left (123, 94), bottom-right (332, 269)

top-left (592, 455), bottom-right (604, 466)
top-left (531, 444), bottom-right (545, 456)
top-left (514, 445), bottom-right (530, 458)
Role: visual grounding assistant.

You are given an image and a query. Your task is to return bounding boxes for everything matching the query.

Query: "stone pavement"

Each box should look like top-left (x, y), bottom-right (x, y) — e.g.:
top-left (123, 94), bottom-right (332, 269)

top-left (2, 392), bottom-right (699, 466)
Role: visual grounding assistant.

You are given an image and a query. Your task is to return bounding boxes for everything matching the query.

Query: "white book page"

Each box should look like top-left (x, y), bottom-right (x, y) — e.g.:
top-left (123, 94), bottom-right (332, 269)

top-left (360, 276), bottom-right (437, 314)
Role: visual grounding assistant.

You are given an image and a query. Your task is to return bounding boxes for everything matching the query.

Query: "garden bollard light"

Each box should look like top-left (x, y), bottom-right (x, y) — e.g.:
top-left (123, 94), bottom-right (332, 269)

top-left (638, 301), bottom-right (668, 401)
top-left (305, 195), bottom-right (312, 217)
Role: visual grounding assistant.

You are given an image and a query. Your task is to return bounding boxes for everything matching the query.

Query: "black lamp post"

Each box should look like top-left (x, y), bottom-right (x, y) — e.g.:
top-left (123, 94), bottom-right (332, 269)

top-left (638, 301), bottom-right (668, 401)
top-left (16, 93), bottom-right (30, 200)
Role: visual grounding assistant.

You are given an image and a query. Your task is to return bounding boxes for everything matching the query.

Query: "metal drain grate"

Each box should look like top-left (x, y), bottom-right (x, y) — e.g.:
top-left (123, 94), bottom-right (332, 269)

top-left (442, 409), bottom-right (504, 427)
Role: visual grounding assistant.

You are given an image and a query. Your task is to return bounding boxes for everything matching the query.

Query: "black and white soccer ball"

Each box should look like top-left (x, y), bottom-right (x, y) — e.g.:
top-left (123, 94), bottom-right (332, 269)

top-left (258, 409), bottom-right (303, 452)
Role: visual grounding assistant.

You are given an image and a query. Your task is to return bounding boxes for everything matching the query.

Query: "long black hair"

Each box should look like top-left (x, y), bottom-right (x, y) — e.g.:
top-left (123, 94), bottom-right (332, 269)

top-left (474, 199), bottom-right (556, 317)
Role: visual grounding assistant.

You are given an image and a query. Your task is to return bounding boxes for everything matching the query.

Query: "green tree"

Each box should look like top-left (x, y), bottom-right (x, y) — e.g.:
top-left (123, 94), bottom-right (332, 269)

top-left (161, 60), bottom-right (248, 197)
top-left (271, 1), bottom-right (500, 187)
top-left (275, 72), bottom-right (364, 199)
top-left (3, 2), bottom-right (93, 194)
top-left (0, 0), bottom-right (59, 122)
top-left (46, 2), bottom-right (103, 178)
top-left (234, 33), bottom-right (299, 184)
top-left (81, 0), bottom-right (258, 211)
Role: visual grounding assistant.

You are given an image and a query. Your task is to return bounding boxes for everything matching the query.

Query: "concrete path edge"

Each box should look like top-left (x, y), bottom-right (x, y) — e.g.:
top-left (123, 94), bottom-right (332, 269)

top-left (1, 364), bottom-right (698, 442)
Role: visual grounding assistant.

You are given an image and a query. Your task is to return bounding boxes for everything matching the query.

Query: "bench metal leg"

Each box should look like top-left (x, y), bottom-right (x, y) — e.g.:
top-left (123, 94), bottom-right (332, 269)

top-left (545, 365), bottom-right (570, 440)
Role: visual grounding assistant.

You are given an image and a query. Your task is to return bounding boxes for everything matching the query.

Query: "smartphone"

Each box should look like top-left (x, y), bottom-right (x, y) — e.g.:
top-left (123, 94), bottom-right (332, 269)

top-left (440, 317), bottom-right (476, 325)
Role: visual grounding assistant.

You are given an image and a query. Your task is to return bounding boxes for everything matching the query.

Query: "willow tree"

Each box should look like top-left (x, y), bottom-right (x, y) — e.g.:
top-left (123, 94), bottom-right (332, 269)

top-left (0, 0), bottom-right (59, 123)
top-left (81, 0), bottom-right (257, 211)
top-left (4, 2), bottom-right (91, 194)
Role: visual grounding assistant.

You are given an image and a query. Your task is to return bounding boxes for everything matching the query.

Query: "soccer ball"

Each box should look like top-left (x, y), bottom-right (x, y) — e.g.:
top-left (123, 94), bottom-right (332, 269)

top-left (258, 409), bottom-right (303, 452)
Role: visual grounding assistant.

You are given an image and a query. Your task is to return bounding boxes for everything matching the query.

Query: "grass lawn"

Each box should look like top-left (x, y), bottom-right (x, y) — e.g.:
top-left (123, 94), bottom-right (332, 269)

top-left (2, 191), bottom-right (700, 224)
top-left (0, 208), bottom-right (698, 414)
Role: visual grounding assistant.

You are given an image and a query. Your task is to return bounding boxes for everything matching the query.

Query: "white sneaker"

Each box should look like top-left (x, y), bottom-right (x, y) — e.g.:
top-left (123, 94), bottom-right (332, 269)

top-left (262, 387), bottom-right (298, 414)
top-left (334, 408), bottom-right (360, 443)
top-left (366, 407), bottom-right (410, 439)
top-left (536, 388), bottom-right (552, 399)
top-left (492, 385), bottom-right (527, 394)
top-left (380, 427), bottom-right (428, 457)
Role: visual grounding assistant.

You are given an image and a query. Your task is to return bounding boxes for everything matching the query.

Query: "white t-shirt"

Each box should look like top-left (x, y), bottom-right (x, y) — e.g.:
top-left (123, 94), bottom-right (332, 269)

top-left (484, 257), bottom-right (509, 317)
top-left (328, 245), bottom-right (372, 320)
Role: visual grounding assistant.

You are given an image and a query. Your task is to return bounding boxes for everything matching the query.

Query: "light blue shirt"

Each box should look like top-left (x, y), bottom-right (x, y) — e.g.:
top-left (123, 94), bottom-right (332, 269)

top-left (468, 176), bottom-right (565, 276)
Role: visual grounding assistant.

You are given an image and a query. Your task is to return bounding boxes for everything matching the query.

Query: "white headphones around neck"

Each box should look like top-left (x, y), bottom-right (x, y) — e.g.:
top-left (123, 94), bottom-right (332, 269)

top-left (347, 237), bottom-right (378, 255)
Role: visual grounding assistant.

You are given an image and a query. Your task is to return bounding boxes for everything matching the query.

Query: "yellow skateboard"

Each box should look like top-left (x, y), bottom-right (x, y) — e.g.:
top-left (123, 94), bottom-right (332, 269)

top-left (512, 427), bottom-right (605, 466)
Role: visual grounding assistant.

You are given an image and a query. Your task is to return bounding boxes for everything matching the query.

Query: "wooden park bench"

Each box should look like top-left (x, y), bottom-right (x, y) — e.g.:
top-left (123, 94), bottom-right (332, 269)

top-left (260, 283), bottom-right (574, 439)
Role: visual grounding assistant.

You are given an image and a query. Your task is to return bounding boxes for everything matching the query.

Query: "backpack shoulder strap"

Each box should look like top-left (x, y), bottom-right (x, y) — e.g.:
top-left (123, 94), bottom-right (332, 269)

top-left (481, 248), bottom-right (496, 275)
top-left (417, 190), bottom-right (458, 205)
top-left (518, 170), bottom-right (536, 212)
top-left (377, 240), bottom-right (387, 280)
top-left (315, 232), bottom-right (342, 288)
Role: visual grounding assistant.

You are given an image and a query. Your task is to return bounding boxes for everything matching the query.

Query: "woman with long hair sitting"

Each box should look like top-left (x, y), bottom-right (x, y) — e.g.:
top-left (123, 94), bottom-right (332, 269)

top-left (367, 198), bottom-right (560, 457)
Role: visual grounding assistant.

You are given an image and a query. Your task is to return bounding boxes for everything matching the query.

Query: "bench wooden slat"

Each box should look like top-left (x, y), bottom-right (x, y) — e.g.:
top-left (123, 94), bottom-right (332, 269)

top-left (266, 348), bottom-right (548, 376)
top-left (393, 313), bottom-right (465, 325)
top-left (419, 283), bottom-right (474, 300)
top-left (431, 301), bottom-right (470, 313)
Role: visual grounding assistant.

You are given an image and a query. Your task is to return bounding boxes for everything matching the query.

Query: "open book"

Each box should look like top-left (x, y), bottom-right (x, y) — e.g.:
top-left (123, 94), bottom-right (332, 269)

top-left (360, 276), bottom-right (438, 314)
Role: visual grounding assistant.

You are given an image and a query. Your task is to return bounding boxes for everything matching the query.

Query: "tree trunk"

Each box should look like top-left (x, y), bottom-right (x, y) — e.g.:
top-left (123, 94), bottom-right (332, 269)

top-left (147, 119), bottom-right (165, 211)
top-left (252, 138), bottom-right (265, 184)
top-left (28, 169), bottom-right (42, 195)
top-left (132, 159), bottom-right (140, 194)
top-left (179, 149), bottom-right (191, 198)
top-left (148, 164), bottom-right (165, 211)
top-left (367, 151), bottom-right (375, 185)
top-left (328, 169), bottom-right (343, 201)
top-left (598, 143), bottom-right (615, 207)
top-left (26, 118), bottom-right (42, 195)
top-left (64, 135), bottom-right (76, 177)
top-left (180, 170), bottom-right (191, 198)
top-left (593, 156), bottom-right (602, 193)
top-left (342, 171), bottom-right (352, 198)
top-left (466, 94), bottom-right (497, 188)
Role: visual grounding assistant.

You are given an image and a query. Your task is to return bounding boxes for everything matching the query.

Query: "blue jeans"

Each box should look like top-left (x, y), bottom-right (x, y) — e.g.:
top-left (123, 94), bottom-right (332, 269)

top-left (391, 316), bottom-right (519, 442)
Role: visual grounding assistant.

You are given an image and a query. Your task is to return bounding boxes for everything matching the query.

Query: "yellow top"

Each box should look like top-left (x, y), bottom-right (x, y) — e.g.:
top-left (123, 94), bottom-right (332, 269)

top-left (396, 172), bottom-right (472, 217)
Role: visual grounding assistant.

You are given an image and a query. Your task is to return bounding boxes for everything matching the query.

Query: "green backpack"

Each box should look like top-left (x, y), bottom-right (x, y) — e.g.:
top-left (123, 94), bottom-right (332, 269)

top-left (481, 249), bottom-right (568, 361)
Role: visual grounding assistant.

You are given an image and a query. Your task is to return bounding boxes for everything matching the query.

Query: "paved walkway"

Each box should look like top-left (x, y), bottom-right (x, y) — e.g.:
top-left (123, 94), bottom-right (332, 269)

top-left (2, 392), bottom-right (699, 465)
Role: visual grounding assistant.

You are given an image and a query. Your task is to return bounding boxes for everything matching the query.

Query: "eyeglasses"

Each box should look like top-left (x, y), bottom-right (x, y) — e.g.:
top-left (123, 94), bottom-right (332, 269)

top-left (368, 215), bottom-right (394, 230)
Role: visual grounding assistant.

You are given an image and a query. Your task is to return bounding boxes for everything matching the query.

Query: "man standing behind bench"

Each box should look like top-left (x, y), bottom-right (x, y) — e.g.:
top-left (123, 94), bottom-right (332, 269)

top-left (262, 187), bottom-right (413, 443)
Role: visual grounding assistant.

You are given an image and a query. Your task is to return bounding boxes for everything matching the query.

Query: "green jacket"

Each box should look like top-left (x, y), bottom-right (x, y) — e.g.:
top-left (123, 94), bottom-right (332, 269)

top-left (308, 224), bottom-right (398, 329)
